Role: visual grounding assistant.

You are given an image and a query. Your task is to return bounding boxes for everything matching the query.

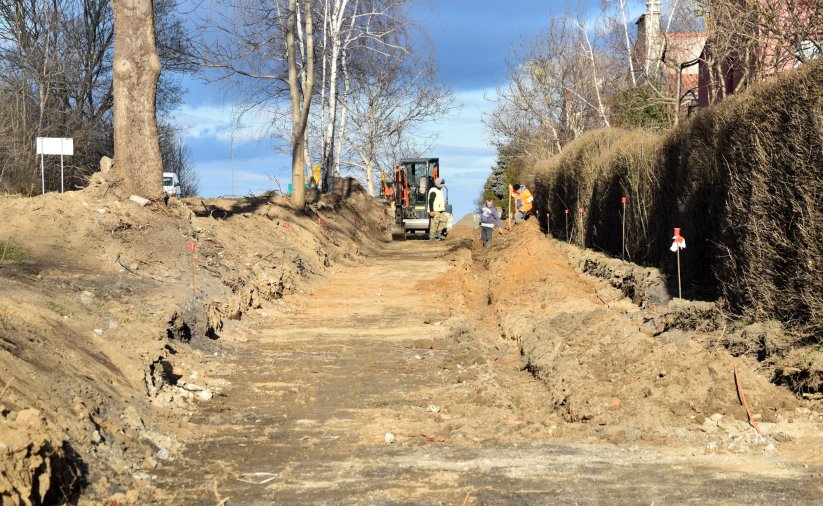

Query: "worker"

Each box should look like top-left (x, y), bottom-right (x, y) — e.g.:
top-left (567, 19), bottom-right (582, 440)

top-left (384, 181), bottom-right (394, 201)
top-left (510, 184), bottom-right (534, 223)
top-left (479, 197), bottom-right (503, 247)
top-left (427, 177), bottom-right (448, 241)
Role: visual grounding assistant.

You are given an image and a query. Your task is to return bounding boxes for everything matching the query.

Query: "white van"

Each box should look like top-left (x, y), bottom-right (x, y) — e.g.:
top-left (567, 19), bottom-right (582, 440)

top-left (162, 172), bottom-right (181, 197)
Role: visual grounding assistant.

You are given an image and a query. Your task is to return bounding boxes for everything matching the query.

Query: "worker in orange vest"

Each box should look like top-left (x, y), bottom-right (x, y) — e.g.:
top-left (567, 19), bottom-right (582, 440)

top-left (510, 184), bottom-right (534, 223)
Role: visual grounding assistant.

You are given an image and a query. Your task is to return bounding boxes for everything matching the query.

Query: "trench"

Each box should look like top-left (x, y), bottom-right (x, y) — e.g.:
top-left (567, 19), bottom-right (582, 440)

top-left (148, 238), bottom-right (823, 504)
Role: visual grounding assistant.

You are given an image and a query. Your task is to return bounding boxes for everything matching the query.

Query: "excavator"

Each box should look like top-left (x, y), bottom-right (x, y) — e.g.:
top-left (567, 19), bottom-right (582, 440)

top-left (383, 157), bottom-right (452, 239)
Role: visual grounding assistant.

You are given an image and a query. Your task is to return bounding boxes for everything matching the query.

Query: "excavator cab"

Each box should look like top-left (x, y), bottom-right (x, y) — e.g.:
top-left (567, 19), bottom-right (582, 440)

top-left (391, 157), bottom-right (452, 239)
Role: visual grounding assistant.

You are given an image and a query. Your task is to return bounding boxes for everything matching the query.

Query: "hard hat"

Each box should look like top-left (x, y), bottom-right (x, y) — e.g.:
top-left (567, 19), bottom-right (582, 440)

top-left (435, 177), bottom-right (445, 186)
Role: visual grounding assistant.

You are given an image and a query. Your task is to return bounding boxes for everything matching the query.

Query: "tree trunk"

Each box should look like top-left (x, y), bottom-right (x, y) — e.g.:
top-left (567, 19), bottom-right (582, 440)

top-left (582, 27), bottom-right (610, 128)
top-left (111, 0), bottom-right (163, 198)
top-left (619, 0), bottom-right (637, 86)
top-left (365, 159), bottom-right (375, 196)
top-left (287, 0), bottom-right (313, 207)
top-left (321, 0), bottom-right (352, 191)
top-left (335, 47), bottom-right (351, 178)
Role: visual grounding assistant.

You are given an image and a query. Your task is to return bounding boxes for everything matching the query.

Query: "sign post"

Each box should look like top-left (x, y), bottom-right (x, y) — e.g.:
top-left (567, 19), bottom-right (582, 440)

top-left (621, 196), bottom-right (627, 260)
top-left (670, 228), bottom-right (686, 299)
top-left (507, 185), bottom-right (513, 231)
top-left (36, 137), bottom-right (74, 194)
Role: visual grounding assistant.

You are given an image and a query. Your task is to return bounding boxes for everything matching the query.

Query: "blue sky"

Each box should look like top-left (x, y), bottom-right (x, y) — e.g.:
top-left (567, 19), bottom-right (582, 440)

top-left (169, 0), bottom-right (604, 218)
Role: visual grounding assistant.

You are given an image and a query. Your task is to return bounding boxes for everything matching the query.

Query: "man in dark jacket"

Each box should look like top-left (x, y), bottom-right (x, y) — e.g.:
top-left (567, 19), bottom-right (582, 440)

top-left (479, 198), bottom-right (503, 247)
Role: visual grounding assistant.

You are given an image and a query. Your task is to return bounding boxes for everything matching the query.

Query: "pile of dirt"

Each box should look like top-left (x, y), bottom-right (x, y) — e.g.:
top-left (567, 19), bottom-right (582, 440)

top-left (484, 221), bottom-right (820, 450)
top-left (565, 244), bottom-right (823, 398)
top-left (453, 213), bottom-right (478, 229)
top-left (0, 408), bottom-right (82, 505)
top-left (0, 168), bottom-right (390, 503)
top-left (568, 246), bottom-right (671, 307)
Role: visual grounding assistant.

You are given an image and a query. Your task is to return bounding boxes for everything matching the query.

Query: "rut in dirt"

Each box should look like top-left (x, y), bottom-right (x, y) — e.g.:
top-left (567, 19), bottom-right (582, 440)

top-left (152, 235), bottom-right (823, 505)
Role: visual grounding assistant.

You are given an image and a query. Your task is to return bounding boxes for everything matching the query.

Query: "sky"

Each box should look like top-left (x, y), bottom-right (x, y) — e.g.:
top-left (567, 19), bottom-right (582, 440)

top-left (170, 0), bottom-right (605, 219)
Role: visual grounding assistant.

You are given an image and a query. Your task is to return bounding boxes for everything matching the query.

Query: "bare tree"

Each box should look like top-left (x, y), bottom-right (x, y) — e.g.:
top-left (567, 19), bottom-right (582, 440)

top-left (315, 0), bottom-right (407, 190)
top-left (190, 0), bottom-right (317, 206)
top-left (341, 46), bottom-right (453, 196)
top-left (485, 16), bottom-right (616, 165)
top-left (286, 0), bottom-right (314, 206)
top-left (0, 0), bottom-right (191, 194)
top-left (695, 0), bottom-right (823, 104)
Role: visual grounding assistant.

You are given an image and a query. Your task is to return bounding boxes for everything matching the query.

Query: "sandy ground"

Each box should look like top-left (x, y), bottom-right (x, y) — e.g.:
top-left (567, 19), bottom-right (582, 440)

top-left (1, 181), bottom-right (822, 504)
top-left (150, 228), bottom-right (822, 504)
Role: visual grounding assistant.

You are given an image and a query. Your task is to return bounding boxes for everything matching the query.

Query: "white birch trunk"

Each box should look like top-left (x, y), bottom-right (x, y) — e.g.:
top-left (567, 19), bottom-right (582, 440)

top-left (619, 0), bottom-right (637, 86)
top-left (365, 159), bottom-right (375, 196)
top-left (580, 24), bottom-right (610, 128)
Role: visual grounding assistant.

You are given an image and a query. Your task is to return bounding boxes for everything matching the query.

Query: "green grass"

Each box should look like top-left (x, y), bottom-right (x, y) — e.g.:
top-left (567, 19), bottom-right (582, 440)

top-left (0, 240), bottom-right (28, 264)
top-left (48, 302), bottom-right (72, 318)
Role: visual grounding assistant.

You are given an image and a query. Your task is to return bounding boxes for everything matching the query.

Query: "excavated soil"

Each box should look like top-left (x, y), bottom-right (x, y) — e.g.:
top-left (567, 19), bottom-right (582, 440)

top-left (1, 183), bottom-right (823, 504)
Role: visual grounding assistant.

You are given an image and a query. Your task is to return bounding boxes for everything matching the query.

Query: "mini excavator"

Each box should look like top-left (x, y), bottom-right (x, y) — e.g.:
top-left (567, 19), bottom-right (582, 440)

top-left (384, 157), bottom-right (452, 239)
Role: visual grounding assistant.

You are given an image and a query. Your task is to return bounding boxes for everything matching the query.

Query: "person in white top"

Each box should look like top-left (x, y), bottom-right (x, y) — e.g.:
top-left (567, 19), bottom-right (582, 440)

top-left (479, 198), bottom-right (503, 247)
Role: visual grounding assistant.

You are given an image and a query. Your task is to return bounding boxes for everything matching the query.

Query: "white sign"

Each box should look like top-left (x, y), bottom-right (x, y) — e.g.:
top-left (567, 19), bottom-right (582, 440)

top-left (36, 137), bottom-right (74, 156)
top-left (36, 137), bottom-right (74, 194)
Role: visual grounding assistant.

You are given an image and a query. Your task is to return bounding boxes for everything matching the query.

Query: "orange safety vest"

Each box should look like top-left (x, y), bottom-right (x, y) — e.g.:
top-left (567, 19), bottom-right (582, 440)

top-left (511, 187), bottom-right (534, 213)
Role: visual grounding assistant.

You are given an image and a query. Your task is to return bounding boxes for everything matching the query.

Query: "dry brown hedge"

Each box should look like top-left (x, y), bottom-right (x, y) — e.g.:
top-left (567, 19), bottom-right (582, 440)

top-left (533, 60), bottom-right (822, 340)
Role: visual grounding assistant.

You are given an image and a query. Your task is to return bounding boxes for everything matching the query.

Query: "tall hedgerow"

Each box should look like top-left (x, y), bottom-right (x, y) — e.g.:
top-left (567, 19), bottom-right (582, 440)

top-left (533, 60), bottom-right (822, 339)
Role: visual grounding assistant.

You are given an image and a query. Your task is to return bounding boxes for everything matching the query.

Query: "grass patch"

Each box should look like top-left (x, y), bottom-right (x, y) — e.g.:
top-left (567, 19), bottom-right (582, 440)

top-left (48, 302), bottom-right (72, 318)
top-left (0, 240), bottom-right (28, 264)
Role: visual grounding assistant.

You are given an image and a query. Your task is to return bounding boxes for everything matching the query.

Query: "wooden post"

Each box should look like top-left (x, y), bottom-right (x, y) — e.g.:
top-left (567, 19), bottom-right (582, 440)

top-left (189, 241), bottom-right (197, 296)
top-left (507, 185), bottom-right (513, 230)
top-left (673, 227), bottom-right (683, 299)
top-left (565, 209), bottom-right (569, 242)
top-left (676, 247), bottom-right (682, 299)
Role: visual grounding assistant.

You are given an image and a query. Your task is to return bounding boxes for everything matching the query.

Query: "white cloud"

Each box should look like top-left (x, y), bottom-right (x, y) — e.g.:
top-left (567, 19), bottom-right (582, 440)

top-left (172, 104), bottom-right (281, 144)
top-left (197, 154), bottom-right (292, 198)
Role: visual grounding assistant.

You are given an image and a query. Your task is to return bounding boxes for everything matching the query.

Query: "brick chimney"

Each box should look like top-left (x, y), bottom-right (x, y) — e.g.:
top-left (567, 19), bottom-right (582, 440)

top-left (645, 0), bottom-right (662, 76)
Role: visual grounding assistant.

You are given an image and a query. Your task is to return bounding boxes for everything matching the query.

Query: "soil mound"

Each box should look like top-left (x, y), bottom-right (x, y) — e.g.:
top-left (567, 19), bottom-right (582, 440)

top-left (0, 173), bottom-right (389, 502)
top-left (454, 213), bottom-right (478, 229)
top-left (0, 408), bottom-right (82, 505)
top-left (486, 221), bottom-right (815, 449)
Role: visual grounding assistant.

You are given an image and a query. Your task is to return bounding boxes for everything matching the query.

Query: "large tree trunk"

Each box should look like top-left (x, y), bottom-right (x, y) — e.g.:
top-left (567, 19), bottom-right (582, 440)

top-left (111, 0), bottom-right (163, 198)
top-left (287, 0), bottom-right (313, 207)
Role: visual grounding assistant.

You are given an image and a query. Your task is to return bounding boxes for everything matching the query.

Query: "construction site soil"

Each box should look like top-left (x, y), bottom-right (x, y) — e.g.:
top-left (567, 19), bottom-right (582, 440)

top-left (1, 177), bottom-right (822, 504)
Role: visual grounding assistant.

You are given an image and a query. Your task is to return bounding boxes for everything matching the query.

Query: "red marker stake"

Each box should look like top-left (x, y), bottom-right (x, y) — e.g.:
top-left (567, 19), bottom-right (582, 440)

top-left (674, 227), bottom-right (682, 299)
top-left (188, 241), bottom-right (197, 295)
top-left (621, 196), bottom-right (627, 261)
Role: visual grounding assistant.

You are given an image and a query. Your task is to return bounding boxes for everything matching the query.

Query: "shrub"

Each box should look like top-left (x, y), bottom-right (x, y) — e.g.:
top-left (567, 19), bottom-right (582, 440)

top-left (532, 60), bottom-right (823, 339)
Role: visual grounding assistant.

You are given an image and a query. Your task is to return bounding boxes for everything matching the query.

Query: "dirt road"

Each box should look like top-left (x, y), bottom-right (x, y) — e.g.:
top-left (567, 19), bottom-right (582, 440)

top-left (152, 237), bottom-right (823, 504)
